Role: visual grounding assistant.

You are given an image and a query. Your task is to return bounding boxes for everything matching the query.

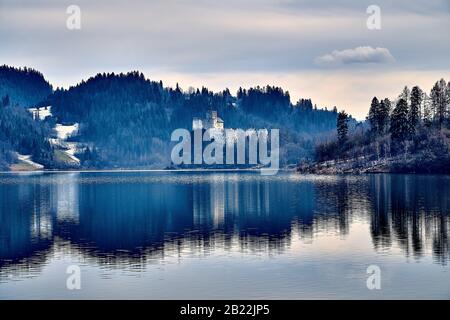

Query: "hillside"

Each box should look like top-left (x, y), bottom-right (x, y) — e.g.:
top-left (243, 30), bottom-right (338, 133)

top-left (0, 65), bottom-right (52, 107)
top-left (299, 80), bottom-right (450, 174)
top-left (0, 66), bottom-right (54, 170)
top-left (48, 72), bottom-right (346, 168)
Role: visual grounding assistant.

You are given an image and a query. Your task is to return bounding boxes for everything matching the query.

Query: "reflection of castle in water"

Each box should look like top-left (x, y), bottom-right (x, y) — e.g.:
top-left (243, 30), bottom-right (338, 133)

top-left (1, 173), bottom-right (449, 275)
top-left (54, 173), bottom-right (80, 224)
top-left (193, 178), bottom-right (225, 228)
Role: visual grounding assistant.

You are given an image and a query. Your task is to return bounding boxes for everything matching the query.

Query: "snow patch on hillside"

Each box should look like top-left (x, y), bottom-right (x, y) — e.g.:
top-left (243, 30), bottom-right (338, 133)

top-left (55, 123), bottom-right (79, 140)
top-left (63, 142), bottom-right (80, 164)
top-left (17, 154), bottom-right (44, 169)
top-left (51, 123), bottom-right (81, 164)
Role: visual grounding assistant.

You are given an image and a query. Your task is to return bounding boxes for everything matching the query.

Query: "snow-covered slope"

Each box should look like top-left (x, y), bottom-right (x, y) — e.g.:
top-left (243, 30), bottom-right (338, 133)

top-left (27, 105), bottom-right (81, 165)
top-left (16, 154), bottom-right (44, 170)
top-left (51, 123), bottom-right (81, 164)
top-left (55, 123), bottom-right (79, 140)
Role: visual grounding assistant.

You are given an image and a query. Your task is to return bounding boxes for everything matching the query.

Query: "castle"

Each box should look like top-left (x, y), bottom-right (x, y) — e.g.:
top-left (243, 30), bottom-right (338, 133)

top-left (192, 110), bottom-right (224, 130)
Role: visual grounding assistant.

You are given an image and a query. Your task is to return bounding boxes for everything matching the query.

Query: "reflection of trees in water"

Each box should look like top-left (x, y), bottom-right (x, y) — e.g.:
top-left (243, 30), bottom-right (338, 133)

top-left (1, 173), bottom-right (449, 276)
top-left (312, 177), bottom-right (354, 236)
top-left (0, 182), bottom-right (53, 278)
top-left (369, 175), bottom-right (392, 249)
top-left (369, 174), bottom-right (450, 265)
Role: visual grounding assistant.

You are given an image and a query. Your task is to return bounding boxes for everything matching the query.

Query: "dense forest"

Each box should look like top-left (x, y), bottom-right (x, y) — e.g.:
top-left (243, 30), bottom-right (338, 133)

top-left (0, 66), bottom-right (342, 170)
top-left (0, 66), bottom-right (54, 170)
top-left (0, 65), bottom-right (52, 107)
top-left (304, 79), bottom-right (450, 173)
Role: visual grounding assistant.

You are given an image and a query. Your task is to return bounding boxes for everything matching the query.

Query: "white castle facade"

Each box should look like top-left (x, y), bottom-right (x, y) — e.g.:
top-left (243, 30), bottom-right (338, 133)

top-left (192, 110), bottom-right (224, 131)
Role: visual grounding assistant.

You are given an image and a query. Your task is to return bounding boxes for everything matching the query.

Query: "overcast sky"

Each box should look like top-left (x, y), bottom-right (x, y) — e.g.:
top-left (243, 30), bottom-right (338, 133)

top-left (1, 0), bottom-right (449, 119)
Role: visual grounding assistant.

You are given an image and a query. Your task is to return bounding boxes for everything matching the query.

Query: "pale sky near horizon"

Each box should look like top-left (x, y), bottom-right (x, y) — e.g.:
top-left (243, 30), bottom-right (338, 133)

top-left (1, 0), bottom-right (449, 120)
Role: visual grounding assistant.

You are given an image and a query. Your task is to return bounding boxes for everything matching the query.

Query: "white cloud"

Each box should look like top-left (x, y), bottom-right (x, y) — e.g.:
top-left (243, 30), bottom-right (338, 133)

top-left (314, 46), bottom-right (395, 67)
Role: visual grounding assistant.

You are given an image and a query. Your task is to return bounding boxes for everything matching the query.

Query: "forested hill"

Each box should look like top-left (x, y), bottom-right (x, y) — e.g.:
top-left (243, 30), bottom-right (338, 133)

top-left (0, 66), bottom-right (53, 170)
top-left (1, 66), bottom-right (348, 170)
top-left (0, 65), bottom-right (52, 107)
top-left (48, 72), bottom-right (346, 167)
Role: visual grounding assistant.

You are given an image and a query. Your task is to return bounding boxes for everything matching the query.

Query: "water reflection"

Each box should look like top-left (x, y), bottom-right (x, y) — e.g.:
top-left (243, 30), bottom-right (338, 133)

top-left (0, 172), bottom-right (449, 279)
top-left (369, 174), bottom-right (449, 265)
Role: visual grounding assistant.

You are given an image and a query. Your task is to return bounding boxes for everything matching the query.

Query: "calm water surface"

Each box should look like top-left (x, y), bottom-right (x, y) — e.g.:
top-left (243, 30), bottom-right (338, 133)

top-left (0, 172), bottom-right (449, 299)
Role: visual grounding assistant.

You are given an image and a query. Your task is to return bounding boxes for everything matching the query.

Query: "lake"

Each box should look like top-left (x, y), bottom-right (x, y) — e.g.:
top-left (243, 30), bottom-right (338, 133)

top-left (0, 172), bottom-right (449, 299)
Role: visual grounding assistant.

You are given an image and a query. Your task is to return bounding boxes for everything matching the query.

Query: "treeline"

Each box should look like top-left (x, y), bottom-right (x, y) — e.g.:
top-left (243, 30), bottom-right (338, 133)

top-left (0, 65), bottom-right (52, 107)
top-left (316, 79), bottom-right (450, 173)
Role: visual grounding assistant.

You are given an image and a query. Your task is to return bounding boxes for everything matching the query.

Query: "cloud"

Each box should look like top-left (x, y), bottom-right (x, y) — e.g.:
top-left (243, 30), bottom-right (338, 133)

top-left (1, 0), bottom-right (448, 118)
top-left (314, 46), bottom-right (395, 67)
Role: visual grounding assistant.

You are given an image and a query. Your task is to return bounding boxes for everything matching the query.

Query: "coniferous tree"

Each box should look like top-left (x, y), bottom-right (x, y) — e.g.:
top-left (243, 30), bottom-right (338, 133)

top-left (409, 86), bottom-right (423, 134)
top-left (337, 110), bottom-right (349, 145)
top-left (422, 92), bottom-right (433, 127)
top-left (390, 98), bottom-right (409, 143)
top-left (399, 86), bottom-right (410, 104)
top-left (368, 97), bottom-right (380, 135)
top-left (378, 98), bottom-right (391, 135)
top-left (430, 79), bottom-right (447, 129)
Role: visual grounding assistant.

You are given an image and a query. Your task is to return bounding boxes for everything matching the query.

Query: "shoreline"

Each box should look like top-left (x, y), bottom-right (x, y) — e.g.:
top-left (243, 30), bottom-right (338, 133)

top-left (1, 167), bottom-right (449, 176)
top-left (0, 168), bottom-right (295, 174)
